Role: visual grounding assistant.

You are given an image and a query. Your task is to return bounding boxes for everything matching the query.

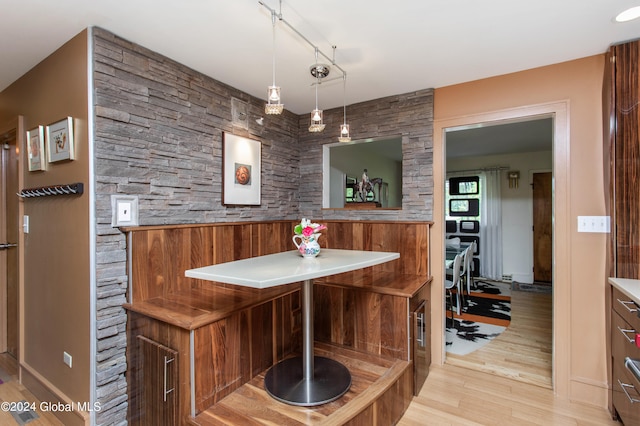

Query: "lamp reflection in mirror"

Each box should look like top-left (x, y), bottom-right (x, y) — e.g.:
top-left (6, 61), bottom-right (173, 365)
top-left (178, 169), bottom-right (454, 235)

top-left (265, 10), bottom-right (283, 115)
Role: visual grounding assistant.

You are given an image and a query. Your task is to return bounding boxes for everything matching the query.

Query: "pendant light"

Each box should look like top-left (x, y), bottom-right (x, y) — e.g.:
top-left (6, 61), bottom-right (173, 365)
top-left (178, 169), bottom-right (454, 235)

top-left (265, 10), bottom-right (283, 115)
top-left (309, 48), bottom-right (326, 132)
top-left (338, 73), bottom-right (351, 142)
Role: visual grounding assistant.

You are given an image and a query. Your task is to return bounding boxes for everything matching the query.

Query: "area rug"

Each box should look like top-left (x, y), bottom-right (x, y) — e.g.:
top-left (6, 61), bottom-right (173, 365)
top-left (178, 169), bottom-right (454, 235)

top-left (453, 281), bottom-right (511, 327)
top-left (512, 281), bottom-right (552, 294)
top-left (446, 318), bottom-right (506, 356)
top-left (446, 280), bottom-right (511, 356)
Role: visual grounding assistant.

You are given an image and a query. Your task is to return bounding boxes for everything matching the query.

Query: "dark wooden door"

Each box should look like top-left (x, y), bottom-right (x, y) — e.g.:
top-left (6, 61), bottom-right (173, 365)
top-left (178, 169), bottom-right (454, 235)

top-left (1, 127), bottom-right (18, 357)
top-left (136, 335), bottom-right (178, 426)
top-left (533, 172), bottom-right (552, 283)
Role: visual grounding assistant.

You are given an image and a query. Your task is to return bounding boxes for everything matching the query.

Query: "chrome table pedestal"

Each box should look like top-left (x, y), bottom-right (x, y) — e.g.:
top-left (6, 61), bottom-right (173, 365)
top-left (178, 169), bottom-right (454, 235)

top-left (264, 279), bottom-right (351, 406)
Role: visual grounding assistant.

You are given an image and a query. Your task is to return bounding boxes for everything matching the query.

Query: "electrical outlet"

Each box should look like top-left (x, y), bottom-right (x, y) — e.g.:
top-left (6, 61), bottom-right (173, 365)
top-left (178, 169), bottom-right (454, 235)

top-left (63, 351), bottom-right (72, 368)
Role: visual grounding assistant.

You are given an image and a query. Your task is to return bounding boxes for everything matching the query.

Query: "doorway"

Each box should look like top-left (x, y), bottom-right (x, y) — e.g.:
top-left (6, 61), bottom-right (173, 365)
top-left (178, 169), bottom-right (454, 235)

top-left (1, 124), bottom-right (19, 358)
top-left (442, 117), bottom-right (553, 387)
top-left (433, 101), bottom-right (571, 395)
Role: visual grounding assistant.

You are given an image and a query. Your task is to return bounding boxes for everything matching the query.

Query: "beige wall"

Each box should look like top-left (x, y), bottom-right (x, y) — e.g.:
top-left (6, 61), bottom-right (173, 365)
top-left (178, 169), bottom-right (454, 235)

top-left (0, 30), bottom-right (90, 417)
top-left (433, 55), bottom-right (608, 407)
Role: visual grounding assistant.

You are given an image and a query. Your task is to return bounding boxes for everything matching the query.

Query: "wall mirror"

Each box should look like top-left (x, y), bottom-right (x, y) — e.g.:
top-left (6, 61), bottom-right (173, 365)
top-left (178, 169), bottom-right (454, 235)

top-left (322, 136), bottom-right (403, 209)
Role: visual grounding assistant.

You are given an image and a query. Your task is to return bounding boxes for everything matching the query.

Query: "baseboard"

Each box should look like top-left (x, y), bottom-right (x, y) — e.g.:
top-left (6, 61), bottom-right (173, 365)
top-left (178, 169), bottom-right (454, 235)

top-left (20, 362), bottom-right (90, 426)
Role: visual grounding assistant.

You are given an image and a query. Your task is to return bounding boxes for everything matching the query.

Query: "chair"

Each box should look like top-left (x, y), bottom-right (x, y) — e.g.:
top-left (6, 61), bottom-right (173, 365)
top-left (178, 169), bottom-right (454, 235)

top-left (461, 245), bottom-right (474, 298)
top-left (445, 253), bottom-right (463, 324)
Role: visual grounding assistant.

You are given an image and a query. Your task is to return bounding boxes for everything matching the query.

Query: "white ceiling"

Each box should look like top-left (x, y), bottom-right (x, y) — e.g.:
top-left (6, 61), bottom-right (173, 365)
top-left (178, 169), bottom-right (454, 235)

top-left (446, 118), bottom-right (553, 159)
top-left (1, 0), bottom-right (639, 117)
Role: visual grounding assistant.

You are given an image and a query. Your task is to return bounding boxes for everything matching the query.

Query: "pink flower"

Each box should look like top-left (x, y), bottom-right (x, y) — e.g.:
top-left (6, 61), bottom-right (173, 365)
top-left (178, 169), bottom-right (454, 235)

top-left (302, 226), bottom-right (314, 237)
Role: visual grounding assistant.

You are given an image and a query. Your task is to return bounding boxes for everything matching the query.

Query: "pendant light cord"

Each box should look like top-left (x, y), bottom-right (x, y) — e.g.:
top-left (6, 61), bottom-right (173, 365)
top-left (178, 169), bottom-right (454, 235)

top-left (271, 11), bottom-right (277, 87)
top-left (343, 73), bottom-right (347, 125)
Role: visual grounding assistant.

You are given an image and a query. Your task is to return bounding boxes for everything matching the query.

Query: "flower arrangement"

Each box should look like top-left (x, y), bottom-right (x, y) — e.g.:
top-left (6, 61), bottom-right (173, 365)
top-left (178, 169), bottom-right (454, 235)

top-left (294, 218), bottom-right (327, 237)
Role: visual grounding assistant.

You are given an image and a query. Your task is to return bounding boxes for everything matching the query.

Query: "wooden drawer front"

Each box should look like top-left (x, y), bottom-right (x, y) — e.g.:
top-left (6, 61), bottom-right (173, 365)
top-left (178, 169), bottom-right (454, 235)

top-left (613, 287), bottom-right (640, 329)
top-left (613, 311), bottom-right (640, 361)
top-left (613, 358), bottom-right (640, 425)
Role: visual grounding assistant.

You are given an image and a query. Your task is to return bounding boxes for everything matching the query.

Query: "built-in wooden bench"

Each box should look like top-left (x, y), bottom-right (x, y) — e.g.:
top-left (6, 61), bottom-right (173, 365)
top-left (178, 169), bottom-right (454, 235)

top-left (123, 220), bottom-right (432, 425)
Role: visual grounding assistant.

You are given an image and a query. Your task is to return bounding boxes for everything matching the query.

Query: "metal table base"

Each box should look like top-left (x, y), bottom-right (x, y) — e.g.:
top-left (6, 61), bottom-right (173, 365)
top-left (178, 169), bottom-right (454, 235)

top-left (264, 355), bottom-right (351, 406)
top-left (263, 278), bottom-right (351, 406)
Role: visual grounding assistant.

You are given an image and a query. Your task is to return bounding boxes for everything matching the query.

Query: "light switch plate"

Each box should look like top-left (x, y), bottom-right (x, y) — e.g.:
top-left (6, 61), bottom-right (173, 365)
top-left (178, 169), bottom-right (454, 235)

top-left (111, 195), bottom-right (139, 227)
top-left (577, 216), bottom-right (610, 233)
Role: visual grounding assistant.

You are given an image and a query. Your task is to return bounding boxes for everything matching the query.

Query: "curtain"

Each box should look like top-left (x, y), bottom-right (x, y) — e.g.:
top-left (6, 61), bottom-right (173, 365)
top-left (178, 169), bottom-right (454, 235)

top-left (480, 170), bottom-right (502, 280)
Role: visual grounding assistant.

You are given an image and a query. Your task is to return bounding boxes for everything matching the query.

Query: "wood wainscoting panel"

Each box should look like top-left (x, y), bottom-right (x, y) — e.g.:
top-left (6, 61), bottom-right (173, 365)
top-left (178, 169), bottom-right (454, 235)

top-left (192, 293), bottom-right (301, 413)
top-left (322, 221), bottom-right (430, 276)
top-left (314, 285), bottom-right (410, 360)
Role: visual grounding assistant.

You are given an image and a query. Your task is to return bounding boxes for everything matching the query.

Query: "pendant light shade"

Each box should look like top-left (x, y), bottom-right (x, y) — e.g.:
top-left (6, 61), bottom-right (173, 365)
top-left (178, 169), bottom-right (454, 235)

top-left (309, 49), bottom-right (326, 132)
top-left (265, 10), bottom-right (283, 115)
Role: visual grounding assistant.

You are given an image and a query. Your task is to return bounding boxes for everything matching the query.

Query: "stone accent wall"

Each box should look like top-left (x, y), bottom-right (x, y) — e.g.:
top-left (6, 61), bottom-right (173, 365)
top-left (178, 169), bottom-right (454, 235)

top-left (91, 27), bottom-right (432, 425)
top-left (298, 89), bottom-right (434, 221)
top-left (91, 27), bottom-right (300, 425)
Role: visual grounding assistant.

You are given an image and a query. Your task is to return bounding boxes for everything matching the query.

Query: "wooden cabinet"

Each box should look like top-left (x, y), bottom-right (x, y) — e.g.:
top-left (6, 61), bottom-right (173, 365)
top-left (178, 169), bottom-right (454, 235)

top-left (135, 336), bottom-right (178, 425)
top-left (605, 39), bottom-right (640, 278)
top-left (411, 298), bottom-right (430, 395)
top-left (611, 286), bottom-right (640, 424)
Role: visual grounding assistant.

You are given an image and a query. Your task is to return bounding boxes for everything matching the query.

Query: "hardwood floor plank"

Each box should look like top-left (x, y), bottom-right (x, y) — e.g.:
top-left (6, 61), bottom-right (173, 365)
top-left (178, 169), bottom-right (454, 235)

top-left (399, 286), bottom-right (618, 426)
top-left (0, 354), bottom-right (64, 426)
top-left (446, 288), bottom-right (553, 388)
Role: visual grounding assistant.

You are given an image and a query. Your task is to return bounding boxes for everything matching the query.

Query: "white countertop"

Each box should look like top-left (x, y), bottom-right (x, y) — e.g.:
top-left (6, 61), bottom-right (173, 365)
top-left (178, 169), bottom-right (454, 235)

top-left (609, 277), bottom-right (640, 304)
top-left (185, 249), bottom-right (400, 289)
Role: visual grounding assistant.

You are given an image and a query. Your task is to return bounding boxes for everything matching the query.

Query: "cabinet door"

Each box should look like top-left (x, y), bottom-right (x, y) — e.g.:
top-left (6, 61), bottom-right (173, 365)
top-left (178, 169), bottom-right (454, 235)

top-left (136, 335), bottom-right (178, 426)
top-left (412, 299), bottom-right (430, 395)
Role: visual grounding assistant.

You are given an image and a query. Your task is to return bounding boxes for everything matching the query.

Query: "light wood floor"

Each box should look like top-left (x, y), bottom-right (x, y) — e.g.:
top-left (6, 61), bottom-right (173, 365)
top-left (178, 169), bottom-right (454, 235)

top-left (446, 286), bottom-right (553, 388)
top-left (398, 286), bottom-right (618, 425)
top-left (0, 354), bottom-right (63, 425)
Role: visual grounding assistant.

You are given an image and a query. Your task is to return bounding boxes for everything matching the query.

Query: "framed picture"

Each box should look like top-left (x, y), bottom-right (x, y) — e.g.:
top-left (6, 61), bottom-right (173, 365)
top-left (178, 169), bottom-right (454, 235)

top-left (26, 125), bottom-right (45, 171)
top-left (222, 132), bottom-right (261, 205)
top-left (46, 117), bottom-right (75, 163)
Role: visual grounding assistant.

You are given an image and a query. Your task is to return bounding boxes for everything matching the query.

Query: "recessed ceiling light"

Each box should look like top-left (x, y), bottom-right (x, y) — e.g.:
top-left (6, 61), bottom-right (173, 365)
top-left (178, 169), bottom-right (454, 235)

top-left (615, 6), bottom-right (640, 22)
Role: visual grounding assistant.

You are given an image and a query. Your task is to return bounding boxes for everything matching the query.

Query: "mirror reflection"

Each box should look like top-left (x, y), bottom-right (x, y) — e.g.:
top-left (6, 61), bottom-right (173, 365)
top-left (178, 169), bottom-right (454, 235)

top-left (323, 136), bottom-right (403, 209)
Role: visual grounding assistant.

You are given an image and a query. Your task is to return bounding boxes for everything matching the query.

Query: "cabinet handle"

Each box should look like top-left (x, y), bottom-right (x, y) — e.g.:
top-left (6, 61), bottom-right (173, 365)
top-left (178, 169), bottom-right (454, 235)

top-left (617, 299), bottom-right (638, 313)
top-left (618, 379), bottom-right (640, 403)
top-left (163, 356), bottom-right (175, 402)
top-left (618, 326), bottom-right (637, 344)
top-left (416, 312), bottom-right (425, 347)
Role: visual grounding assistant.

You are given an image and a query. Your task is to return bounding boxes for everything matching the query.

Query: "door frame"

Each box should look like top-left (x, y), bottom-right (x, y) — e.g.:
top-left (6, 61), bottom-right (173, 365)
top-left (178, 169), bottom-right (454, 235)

top-left (432, 101), bottom-right (570, 398)
top-left (0, 117), bottom-right (24, 360)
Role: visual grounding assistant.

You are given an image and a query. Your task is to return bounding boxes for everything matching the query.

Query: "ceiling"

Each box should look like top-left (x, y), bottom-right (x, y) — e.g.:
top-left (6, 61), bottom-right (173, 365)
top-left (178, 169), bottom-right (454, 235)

top-left (1, 0), bottom-right (639, 118)
top-left (445, 118), bottom-right (553, 159)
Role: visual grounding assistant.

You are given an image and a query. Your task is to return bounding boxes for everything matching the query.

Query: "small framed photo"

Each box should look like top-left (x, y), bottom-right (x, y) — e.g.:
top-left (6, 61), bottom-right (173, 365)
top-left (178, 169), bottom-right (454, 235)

top-left (46, 117), bottom-right (75, 163)
top-left (26, 125), bottom-right (45, 172)
top-left (222, 132), bottom-right (261, 205)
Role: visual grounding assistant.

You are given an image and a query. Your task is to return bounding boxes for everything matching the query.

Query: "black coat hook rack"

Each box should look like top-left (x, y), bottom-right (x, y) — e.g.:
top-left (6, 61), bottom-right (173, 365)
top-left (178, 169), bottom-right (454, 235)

top-left (17, 182), bottom-right (84, 198)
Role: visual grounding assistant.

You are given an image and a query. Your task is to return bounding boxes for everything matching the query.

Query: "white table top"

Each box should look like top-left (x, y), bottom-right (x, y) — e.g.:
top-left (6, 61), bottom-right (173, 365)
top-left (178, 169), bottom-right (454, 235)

top-left (185, 249), bottom-right (400, 289)
top-left (609, 277), bottom-right (640, 304)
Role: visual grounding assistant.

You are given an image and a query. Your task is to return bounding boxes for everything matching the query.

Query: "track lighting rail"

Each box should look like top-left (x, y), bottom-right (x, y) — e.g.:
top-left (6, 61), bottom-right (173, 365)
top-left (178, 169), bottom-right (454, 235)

top-left (258, 0), bottom-right (346, 78)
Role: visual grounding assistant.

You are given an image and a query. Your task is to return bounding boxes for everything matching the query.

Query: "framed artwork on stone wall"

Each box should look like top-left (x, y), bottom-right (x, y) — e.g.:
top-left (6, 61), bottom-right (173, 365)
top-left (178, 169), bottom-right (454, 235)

top-left (46, 117), bottom-right (75, 163)
top-left (26, 125), bottom-right (45, 172)
top-left (222, 132), bottom-right (261, 205)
